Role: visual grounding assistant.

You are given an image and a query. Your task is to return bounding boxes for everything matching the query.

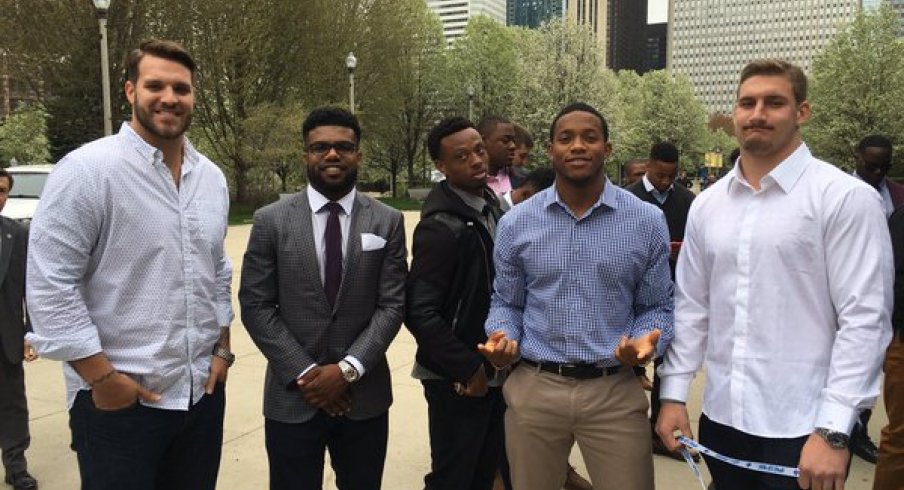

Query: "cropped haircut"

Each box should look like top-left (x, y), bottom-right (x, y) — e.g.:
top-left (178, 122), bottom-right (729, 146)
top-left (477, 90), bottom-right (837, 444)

top-left (738, 59), bottom-right (807, 105)
top-left (125, 39), bottom-right (196, 84)
top-left (0, 168), bottom-right (12, 190)
top-left (549, 102), bottom-right (609, 142)
top-left (513, 124), bottom-right (534, 148)
top-left (519, 167), bottom-right (555, 192)
top-left (857, 135), bottom-right (893, 153)
top-left (426, 117), bottom-right (475, 161)
top-left (649, 141), bottom-right (679, 164)
top-left (301, 107), bottom-right (362, 143)
top-left (476, 115), bottom-right (511, 139)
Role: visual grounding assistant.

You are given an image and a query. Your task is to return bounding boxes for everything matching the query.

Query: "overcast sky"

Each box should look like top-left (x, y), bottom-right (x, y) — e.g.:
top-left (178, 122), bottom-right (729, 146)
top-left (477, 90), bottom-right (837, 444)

top-left (649, 0), bottom-right (667, 23)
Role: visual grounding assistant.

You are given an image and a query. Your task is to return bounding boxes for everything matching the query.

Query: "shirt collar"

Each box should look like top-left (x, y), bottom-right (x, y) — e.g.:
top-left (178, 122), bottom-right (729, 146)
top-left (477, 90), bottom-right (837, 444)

top-left (543, 177), bottom-right (618, 217)
top-left (642, 174), bottom-right (672, 199)
top-left (851, 169), bottom-right (888, 192)
top-left (118, 122), bottom-right (199, 168)
top-left (448, 183), bottom-right (489, 214)
top-left (307, 185), bottom-right (356, 215)
top-left (727, 143), bottom-right (810, 194)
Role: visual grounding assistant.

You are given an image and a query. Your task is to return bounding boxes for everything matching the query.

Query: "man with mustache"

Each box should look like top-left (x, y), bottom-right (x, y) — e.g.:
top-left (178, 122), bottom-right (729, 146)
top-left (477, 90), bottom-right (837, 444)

top-left (656, 59), bottom-right (893, 490)
top-left (26, 39), bottom-right (233, 490)
top-left (406, 116), bottom-right (504, 490)
top-left (240, 107), bottom-right (407, 490)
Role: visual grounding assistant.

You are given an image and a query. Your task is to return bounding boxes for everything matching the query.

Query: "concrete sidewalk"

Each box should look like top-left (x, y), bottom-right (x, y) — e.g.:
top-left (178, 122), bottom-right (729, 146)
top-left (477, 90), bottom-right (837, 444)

top-left (19, 214), bottom-right (884, 489)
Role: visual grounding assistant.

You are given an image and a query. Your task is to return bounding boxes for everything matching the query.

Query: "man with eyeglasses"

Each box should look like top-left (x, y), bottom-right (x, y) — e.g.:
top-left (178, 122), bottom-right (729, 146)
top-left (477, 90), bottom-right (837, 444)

top-left (239, 106), bottom-right (407, 490)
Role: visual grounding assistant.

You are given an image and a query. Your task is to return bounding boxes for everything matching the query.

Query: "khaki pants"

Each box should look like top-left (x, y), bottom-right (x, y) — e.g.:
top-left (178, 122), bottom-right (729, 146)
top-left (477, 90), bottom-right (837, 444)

top-left (875, 334), bottom-right (904, 490)
top-left (502, 364), bottom-right (653, 490)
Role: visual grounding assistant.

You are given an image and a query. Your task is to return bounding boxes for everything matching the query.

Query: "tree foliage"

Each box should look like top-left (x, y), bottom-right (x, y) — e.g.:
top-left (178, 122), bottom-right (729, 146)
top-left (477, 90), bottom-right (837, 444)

top-left (805, 3), bottom-right (904, 170)
top-left (0, 105), bottom-right (51, 166)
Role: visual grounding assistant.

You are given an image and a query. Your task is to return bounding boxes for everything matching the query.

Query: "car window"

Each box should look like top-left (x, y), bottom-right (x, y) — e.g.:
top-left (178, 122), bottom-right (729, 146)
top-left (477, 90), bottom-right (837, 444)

top-left (9, 173), bottom-right (48, 198)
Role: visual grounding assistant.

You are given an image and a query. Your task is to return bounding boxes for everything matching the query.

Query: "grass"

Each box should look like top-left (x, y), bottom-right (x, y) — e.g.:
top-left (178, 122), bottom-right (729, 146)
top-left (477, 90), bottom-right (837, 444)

top-left (377, 197), bottom-right (422, 211)
top-left (228, 196), bottom-right (422, 225)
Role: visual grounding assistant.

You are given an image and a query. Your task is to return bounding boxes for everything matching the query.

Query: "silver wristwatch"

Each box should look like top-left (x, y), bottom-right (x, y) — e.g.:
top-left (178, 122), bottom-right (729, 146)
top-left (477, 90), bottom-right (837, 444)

top-left (337, 360), bottom-right (360, 383)
top-left (814, 427), bottom-right (849, 449)
top-left (212, 345), bottom-right (235, 367)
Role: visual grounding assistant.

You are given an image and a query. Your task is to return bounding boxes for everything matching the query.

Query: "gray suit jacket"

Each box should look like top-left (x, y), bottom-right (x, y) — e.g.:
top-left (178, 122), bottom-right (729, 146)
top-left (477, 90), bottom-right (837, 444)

top-left (239, 189), bottom-right (407, 423)
top-left (0, 216), bottom-right (28, 364)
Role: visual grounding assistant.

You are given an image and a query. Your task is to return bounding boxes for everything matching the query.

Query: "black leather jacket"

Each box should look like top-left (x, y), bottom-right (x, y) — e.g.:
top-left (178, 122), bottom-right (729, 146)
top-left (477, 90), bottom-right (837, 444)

top-left (405, 181), bottom-right (501, 383)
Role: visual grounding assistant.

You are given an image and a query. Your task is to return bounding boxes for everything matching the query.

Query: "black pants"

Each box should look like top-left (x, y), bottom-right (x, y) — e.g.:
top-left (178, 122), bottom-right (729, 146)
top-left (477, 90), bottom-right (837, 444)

top-left (265, 411), bottom-right (388, 490)
top-left (699, 413), bottom-right (848, 490)
top-left (0, 359), bottom-right (30, 476)
top-left (69, 384), bottom-right (225, 490)
top-left (422, 380), bottom-right (505, 490)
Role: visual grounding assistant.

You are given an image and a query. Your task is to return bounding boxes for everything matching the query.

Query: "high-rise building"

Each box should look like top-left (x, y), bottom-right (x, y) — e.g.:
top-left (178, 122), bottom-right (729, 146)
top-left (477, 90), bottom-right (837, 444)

top-left (669, 0), bottom-right (861, 113)
top-left (606, 0), bottom-right (647, 72)
top-left (427, 0), bottom-right (508, 45)
top-left (507, 0), bottom-right (563, 28)
top-left (565, 0), bottom-right (608, 51)
top-left (645, 22), bottom-right (668, 72)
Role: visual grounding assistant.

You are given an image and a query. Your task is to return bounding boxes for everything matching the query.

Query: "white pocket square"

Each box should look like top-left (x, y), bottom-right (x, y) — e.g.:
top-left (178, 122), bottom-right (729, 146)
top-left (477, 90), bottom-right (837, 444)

top-left (361, 233), bottom-right (387, 251)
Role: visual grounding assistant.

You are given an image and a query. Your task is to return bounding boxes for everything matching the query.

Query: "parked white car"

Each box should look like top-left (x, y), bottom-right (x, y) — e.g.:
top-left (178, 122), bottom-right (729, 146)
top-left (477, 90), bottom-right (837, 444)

top-left (1, 164), bottom-right (54, 226)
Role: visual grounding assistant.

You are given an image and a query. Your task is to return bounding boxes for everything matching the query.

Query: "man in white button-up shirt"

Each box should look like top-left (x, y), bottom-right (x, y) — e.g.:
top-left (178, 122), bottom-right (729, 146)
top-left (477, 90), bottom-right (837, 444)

top-left (26, 40), bottom-right (233, 490)
top-left (656, 59), bottom-right (893, 490)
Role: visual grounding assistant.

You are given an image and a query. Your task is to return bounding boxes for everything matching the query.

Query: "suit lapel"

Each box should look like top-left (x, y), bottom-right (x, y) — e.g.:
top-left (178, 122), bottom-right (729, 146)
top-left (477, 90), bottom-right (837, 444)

top-left (289, 189), bottom-right (331, 309)
top-left (0, 219), bottom-right (12, 286)
top-left (334, 193), bottom-right (371, 311)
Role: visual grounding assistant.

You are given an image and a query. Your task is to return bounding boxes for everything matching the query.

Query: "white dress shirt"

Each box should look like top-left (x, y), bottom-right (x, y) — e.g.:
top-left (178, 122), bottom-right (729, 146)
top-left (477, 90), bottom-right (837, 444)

top-left (660, 143), bottom-right (893, 438)
top-left (302, 186), bottom-right (364, 376)
top-left (26, 123), bottom-right (233, 410)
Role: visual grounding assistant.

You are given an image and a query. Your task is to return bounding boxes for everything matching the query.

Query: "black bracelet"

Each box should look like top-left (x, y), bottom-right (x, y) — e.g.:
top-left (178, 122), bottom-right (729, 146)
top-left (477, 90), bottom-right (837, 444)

top-left (88, 368), bottom-right (118, 387)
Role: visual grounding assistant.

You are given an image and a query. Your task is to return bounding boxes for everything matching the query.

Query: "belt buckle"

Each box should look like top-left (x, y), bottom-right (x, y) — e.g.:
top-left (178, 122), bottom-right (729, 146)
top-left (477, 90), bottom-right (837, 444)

top-left (558, 363), bottom-right (576, 377)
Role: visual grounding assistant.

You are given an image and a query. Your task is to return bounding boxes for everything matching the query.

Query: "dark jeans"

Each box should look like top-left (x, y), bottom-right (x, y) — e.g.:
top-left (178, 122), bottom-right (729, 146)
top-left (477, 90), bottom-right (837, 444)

top-left (69, 384), bottom-right (225, 490)
top-left (422, 380), bottom-right (505, 490)
top-left (265, 411), bottom-right (388, 490)
top-left (699, 413), bottom-right (846, 490)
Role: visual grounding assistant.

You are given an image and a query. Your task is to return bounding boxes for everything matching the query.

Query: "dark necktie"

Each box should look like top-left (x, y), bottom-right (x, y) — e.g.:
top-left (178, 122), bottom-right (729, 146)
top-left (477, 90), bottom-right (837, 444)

top-left (323, 202), bottom-right (343, 307)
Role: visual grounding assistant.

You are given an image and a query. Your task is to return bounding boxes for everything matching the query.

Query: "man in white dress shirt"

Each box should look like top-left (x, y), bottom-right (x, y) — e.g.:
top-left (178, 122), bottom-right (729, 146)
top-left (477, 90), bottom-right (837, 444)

top-left (655, 59), bottom-right (893, 490)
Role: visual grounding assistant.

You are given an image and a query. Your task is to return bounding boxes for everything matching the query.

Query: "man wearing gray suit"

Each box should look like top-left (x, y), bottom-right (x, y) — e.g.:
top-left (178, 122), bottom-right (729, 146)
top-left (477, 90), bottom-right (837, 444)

top-left (239, 107), bottom-right (408, 490)
top-left (0, 169), bottom-right (37, 490)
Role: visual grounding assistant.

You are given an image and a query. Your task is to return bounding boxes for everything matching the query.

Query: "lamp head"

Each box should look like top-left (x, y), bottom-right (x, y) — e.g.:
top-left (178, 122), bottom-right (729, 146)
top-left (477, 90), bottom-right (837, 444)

top-left (345, 52), bottom-right (357, 71)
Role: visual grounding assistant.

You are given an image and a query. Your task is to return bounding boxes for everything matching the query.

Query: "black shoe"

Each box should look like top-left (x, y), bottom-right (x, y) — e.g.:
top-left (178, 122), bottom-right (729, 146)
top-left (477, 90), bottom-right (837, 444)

top-left (4, 471), bottom-right (38, 490)
top-left (851, 435), bottom-right (879, 464)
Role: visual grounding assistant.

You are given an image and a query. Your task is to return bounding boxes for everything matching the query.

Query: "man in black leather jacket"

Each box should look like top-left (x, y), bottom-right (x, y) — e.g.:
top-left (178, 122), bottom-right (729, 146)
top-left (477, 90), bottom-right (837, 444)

top-left (406, 117), bottom-right (504, 490)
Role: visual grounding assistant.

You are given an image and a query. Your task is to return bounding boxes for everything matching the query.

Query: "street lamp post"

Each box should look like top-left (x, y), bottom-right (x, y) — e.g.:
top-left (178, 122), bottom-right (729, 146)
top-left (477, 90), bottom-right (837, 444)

top-left (345, 52), bottom-right (357, 114)
top-left (93, 0), bottom-right (113, 136)
top-left (466, 84), bottom-right (475, 121)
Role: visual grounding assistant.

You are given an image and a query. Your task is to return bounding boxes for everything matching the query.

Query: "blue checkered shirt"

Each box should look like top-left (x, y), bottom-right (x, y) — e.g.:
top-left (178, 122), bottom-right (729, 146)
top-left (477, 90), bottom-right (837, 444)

top-left (485, 180), bottom-right (674, 365)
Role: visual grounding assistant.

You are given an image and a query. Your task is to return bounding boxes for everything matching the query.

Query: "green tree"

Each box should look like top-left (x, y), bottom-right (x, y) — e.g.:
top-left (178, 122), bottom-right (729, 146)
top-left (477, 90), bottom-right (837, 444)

top-left (0, 105), bottom-right (51, 166)
top-left (805, 3), bottom-right (904, 171)
top-left (613, 70), bottom-right (710, 170)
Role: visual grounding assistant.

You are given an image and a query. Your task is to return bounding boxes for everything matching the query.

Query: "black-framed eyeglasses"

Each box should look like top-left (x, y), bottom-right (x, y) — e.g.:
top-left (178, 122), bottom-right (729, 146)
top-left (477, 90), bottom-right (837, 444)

top-left (306, 141), bottom-right (358, 156)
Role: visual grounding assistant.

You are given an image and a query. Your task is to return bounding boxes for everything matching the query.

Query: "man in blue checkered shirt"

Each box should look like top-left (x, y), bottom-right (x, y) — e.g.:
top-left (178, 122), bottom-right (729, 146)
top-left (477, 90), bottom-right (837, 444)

top-left (480, 102), bottom-right (674, 490)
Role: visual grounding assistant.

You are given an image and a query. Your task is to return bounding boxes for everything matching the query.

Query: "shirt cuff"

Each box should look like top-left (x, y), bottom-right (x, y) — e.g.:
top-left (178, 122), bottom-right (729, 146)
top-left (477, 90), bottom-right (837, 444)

top-left (297, 363), bottom-right (317, 380)
top-left (658, 373), bottom-right (694, 403)
top-left (216, 304), bottom-right (234, 328)
top-left (814, 400), bottom-right (859, 435)
top-left (344, 355), bottom-right (366, 377)
top-left (25, 331), bottom-right (102, 362)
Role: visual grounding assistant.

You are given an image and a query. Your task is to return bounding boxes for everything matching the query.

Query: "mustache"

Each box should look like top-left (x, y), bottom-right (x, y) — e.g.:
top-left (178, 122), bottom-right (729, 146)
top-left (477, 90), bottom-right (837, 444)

top-left (743, 123), bottom-right (773, 130)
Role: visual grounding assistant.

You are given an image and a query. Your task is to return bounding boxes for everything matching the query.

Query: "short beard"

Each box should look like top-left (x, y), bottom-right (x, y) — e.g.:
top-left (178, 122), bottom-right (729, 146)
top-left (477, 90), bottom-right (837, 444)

top-left (133, 93), bottom-right (192, 140)
top-left (307, 165), bottom-right (358, 198)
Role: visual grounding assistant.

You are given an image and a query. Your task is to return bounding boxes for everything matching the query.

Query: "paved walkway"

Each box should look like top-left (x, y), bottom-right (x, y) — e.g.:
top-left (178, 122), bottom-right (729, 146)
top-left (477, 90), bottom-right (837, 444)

top-left (20, 214), bottom-right (884, 489)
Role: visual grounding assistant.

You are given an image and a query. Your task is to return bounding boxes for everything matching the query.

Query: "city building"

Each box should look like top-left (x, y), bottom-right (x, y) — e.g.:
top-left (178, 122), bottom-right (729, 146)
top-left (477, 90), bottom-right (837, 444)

top-left (606, 0), bottom-right (647, 72)
top-left (645, 22), bottom-right (668, 72)
top-left (668, 0), bottom-right (863, 114)
top-left (565, 0), bottom-right (608, 51)
top-left (427, 0), bottom-right (508, 44)
top-left (507, 0), bottom-right (563, 28)
top-left (864, 0), bottom-right (904, 33)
